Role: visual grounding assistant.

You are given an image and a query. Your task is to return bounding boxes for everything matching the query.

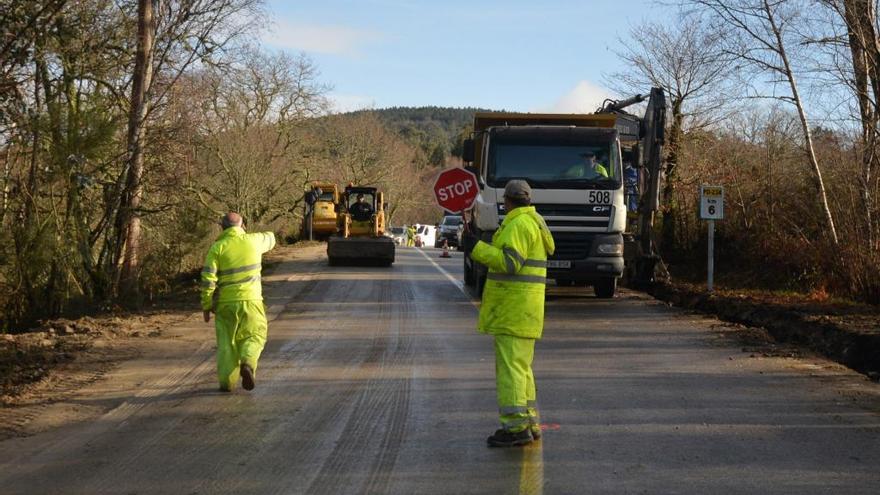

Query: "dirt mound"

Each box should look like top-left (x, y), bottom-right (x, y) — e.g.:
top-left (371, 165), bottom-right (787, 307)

top-left (0, 312), bottom-right (185, 401)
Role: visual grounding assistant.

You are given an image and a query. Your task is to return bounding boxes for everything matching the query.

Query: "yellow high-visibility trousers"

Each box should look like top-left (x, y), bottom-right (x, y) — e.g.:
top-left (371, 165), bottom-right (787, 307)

top-left (215, 300), bottom-right (268, 390)
top-left (494, 334), bottom-right (538, 433)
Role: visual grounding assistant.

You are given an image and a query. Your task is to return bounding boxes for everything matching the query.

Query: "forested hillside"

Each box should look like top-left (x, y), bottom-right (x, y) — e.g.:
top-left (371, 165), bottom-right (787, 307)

top-left (347, 106), bottom-right (496, 165)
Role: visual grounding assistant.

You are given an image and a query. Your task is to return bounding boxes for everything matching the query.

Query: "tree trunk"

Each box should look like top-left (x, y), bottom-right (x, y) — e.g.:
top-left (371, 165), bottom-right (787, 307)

top-left (765, 0), bottom-right (839, 244)
top-left (116, 0), bottom-right (155, 298)
top-left (0, 145), bottom-right (10, 223)
top-left (843, 0), bottom-right (878, 246)
top-left (661, 97), bottom-right (684, 252)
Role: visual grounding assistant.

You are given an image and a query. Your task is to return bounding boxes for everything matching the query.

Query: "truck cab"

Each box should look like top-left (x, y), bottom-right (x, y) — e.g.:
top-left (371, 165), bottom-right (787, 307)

top-left (462, 113), bottom-right (632, 298)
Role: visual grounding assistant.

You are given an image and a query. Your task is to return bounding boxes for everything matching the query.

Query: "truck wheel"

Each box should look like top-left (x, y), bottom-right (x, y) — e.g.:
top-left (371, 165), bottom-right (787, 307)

top-left (555, 279), bottom-right (574, 287)
top-left (464, 254), bottom-right (475, 287)
top-left (594, 278), bottom-right (617, 298)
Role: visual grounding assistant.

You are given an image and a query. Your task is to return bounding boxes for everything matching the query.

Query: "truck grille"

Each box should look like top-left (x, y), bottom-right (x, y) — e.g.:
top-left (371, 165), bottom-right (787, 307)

top-left (550, 232), bottom-right (593, 260)
top-left (534, 203), bottom-right (611, 231)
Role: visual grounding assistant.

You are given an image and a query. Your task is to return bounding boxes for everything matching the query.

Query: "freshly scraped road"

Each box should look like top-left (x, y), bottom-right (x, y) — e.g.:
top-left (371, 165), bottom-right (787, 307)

top-left (2, 246), bottom-right (879, 494)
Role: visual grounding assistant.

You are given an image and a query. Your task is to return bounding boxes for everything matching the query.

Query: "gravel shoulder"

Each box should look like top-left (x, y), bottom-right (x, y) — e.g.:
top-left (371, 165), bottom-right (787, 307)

top-left (0, 243), bottom-right (326, 440)
top-left (648, 281), bottom-right (880, 380)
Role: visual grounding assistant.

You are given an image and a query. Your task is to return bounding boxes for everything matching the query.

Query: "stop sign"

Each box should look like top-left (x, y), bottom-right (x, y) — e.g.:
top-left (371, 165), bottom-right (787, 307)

top-left (433, 167), bottom-right (479, 213)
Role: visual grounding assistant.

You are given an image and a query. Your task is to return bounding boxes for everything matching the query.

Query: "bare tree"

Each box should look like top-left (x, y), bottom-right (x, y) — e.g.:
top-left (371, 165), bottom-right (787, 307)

top-left (812, 0), bottom-right (879, 246)
top-left (609, 15), bottom-right (733, 249)
top-left (691, 0), bottom-right (839, 243)
top-left (110, 0), bottom-right (262, 298)
top-left (191, 50), bottom-right (329, 225)
top-left (116, 0), bottom-right (156, 294)
top-left (0, 0), bottom-right (68, 132)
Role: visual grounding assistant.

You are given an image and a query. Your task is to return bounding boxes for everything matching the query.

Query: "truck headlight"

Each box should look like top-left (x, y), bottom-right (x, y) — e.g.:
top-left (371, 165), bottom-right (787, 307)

top-left (597, 243), bottom-right (623, 255)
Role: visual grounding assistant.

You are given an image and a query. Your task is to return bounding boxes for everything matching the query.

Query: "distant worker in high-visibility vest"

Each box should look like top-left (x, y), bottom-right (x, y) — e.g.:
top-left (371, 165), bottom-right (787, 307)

top-left (406, 225), bottom-right (416, 247)
top-left (471, 180), bottom-right (555, 447)
top-left (201, 212), bottom-right (277, 392)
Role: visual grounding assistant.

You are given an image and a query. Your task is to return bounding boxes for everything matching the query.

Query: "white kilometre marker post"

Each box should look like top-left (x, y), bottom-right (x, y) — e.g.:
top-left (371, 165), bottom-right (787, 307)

top-left (699, 185), bottom-right (724, 293)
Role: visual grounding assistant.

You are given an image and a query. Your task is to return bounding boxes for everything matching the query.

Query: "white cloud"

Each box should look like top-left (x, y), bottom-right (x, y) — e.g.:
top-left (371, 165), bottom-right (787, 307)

top-left (534, 81), bottom-right (617, 114)
top-left (329, 93), bottom-right (377, 113)
top-left (263, 20), bottom-right (383, 56)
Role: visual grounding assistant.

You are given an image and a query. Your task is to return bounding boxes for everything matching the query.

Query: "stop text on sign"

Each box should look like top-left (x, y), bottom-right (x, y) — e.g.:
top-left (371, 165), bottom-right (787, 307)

top-left (433, 167), bottom-right (480, 213)
top-left (437, 181), bottom-right (474, 201)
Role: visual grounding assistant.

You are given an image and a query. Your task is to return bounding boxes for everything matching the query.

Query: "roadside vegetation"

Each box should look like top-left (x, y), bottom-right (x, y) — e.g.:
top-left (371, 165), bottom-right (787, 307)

top-left (610, 0), bottom-right (880, 306)
top-left (0, 1), bottom-right (448, 331)
top-left (1, 0), bottom-right (878, 341)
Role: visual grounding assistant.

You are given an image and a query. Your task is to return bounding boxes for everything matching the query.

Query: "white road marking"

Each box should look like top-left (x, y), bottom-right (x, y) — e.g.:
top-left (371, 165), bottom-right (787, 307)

top-left (416, 248), bottom-right (479, 309)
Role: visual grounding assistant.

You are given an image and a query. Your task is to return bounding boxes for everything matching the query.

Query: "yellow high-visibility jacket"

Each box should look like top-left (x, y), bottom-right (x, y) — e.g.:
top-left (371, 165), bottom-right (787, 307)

top-left (471, 206), bottom-right (555, 339)
top-left (200, 227), bottom-right (276, 311)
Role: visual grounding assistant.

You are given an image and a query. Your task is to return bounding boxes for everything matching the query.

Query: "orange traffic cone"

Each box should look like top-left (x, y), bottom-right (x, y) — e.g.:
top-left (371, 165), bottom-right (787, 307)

top-left (440, 239), bottom-right (451, 258)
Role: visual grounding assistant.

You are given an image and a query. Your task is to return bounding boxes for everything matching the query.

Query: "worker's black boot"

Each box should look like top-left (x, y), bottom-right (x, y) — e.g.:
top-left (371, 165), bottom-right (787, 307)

top-left (240, 364), bottom-right (255, 391)
top-left (530, 423), bottom-right (542, 440)
top-left (487, 428), bottom-right (533, 447)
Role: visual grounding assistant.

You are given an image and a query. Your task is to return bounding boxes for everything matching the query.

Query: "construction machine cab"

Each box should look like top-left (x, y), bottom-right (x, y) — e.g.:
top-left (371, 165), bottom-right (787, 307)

top-left (327, 185), bottom-right (394, 266)
top-left (341, 186), bottom-right (386, 237)
top-left (346, 187), bottom-right (377, 222)
top-left (302, 181), bottom-right (341, 241)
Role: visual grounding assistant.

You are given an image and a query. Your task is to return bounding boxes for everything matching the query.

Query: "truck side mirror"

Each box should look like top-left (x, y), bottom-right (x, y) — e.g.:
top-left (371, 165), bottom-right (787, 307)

top-left (462, 138), bottom-right (475, 162)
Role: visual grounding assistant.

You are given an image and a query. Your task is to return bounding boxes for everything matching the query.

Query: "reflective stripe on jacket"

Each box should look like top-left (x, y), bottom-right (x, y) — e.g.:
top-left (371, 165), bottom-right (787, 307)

top-left (471, 205), bottom-right (555, 339)
top-left (200, 227), bottom-right (276, 311)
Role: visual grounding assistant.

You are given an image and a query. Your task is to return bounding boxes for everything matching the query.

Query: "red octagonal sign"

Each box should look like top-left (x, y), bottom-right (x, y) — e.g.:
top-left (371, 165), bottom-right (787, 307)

top-left (433, 167), bottom-right (479, 213)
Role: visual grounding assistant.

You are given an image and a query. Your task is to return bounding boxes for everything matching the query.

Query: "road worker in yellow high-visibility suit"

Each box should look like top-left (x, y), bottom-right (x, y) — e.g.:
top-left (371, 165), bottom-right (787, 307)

top-left (201, 212), bottom-right (276, 391)
top-left (471, 180), bottom-right (555, 447)
top-left (562, 150), bottom-right (609, 179)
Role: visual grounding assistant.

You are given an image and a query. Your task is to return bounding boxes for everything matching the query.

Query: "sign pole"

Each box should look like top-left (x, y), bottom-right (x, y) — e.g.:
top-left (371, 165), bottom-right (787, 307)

top-left (707, 219), bottom-right (714, 293)
top-left (700, 185), bottom-right (723, 294)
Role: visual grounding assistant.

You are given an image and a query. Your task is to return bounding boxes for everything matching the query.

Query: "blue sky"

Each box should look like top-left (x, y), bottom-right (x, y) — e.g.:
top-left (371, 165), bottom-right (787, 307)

top-left (262, 0), bottom-right (673, 112)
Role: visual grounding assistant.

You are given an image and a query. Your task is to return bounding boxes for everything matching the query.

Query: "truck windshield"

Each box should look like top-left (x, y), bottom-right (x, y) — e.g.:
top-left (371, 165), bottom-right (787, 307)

top-left (487, 140), bottom-right (620, 189)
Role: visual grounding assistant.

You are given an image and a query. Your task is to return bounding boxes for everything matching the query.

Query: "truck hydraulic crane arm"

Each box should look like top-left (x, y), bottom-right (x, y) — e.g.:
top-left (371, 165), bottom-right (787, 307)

top-left (600, 87), bottom-right (667, 286)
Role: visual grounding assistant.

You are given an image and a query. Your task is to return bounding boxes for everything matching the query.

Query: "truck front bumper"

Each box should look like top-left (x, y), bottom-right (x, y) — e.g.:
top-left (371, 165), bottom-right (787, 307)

top-left (547, 256), bottom-right (624, 281)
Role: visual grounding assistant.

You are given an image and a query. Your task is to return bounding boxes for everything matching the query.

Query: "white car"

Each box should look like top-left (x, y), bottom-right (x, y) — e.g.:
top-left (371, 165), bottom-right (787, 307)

top-left (414, 224), bottom-right (436, 248)
top-left (388, 226), bottom-right (407, 245)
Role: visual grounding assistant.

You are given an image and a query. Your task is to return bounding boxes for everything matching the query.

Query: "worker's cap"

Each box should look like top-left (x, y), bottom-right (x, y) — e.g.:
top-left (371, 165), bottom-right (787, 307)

top-left (503, 180), bottom-right (531, 200)
top-left (356, 193), bottom-right (364, 198)
top-left (579, 150), bottom-right (596, 158)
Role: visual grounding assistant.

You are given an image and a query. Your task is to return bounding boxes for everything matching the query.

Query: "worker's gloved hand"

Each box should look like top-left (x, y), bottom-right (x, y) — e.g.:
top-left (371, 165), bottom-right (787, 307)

top-left (203, 310), bottom-right (212, 323)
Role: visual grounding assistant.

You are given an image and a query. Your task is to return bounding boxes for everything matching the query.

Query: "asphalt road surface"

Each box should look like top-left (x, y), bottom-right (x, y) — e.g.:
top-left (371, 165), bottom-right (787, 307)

top-left (2, 246), bottom-right (879, 494)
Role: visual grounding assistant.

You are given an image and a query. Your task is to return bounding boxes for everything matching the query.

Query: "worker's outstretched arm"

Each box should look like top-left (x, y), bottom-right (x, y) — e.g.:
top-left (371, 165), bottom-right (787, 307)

top-left (251, 231), bottom-right (276, 254)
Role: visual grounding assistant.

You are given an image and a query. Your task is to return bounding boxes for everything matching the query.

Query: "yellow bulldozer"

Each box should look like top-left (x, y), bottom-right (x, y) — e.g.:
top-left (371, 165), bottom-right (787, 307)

top-left (327, 185), bottom-right (395, 266)
top-left (302, 182), bottom-right (340, 241)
